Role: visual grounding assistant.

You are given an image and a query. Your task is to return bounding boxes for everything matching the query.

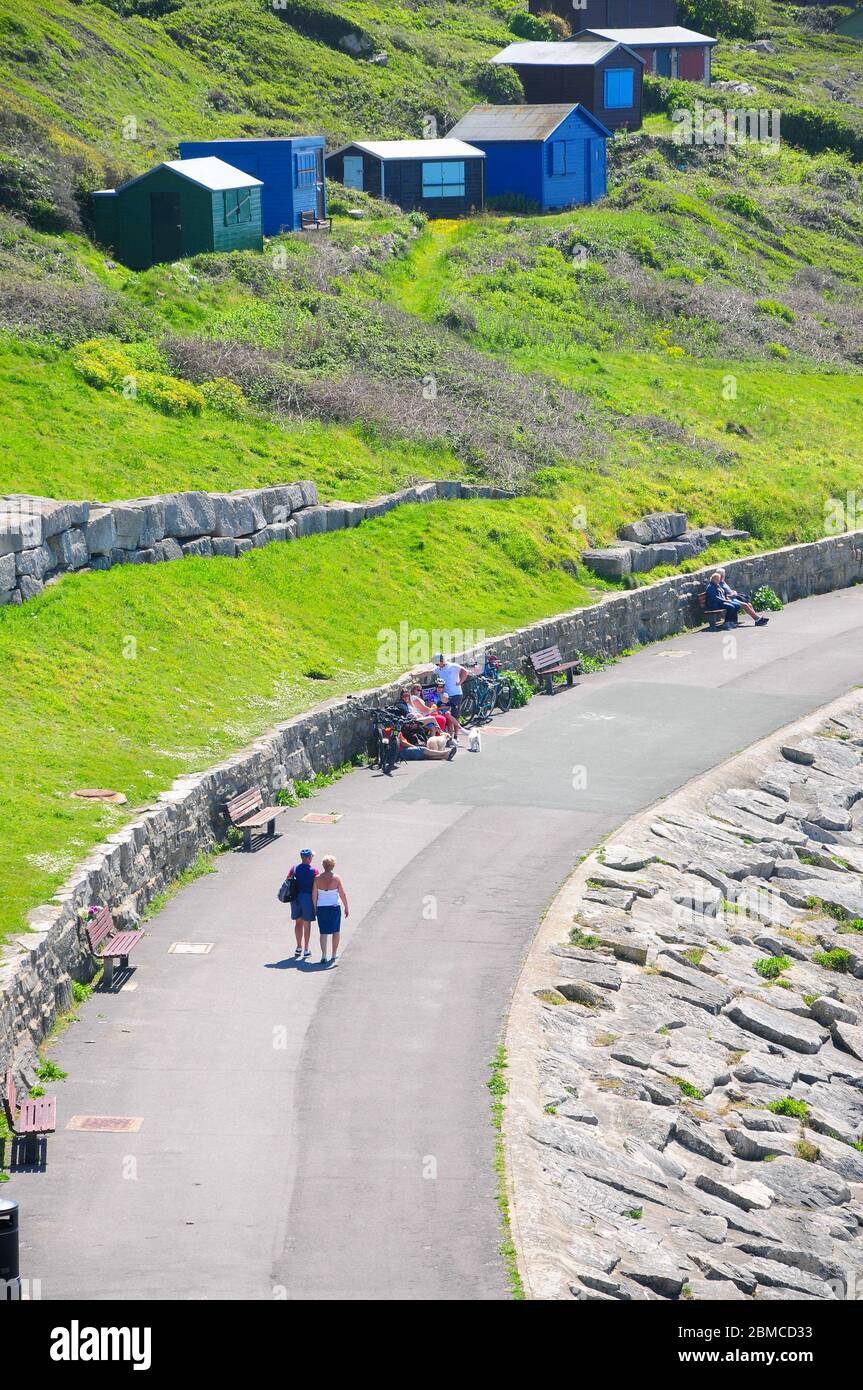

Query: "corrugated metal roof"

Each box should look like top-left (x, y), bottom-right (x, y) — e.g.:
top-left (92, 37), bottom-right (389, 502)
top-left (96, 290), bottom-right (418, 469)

top-left (577, 26), bottom-right (717, 46)
top-left (338, 138), bottom-right (484, 161)
top-left (449, 103), bottom-right (613, 143)
top-left (490, 40), bottom-right (620, 66)
top-left (449, 104), bottom-right (577, 141)
top-left (163, 158), bottom-right (263, 190)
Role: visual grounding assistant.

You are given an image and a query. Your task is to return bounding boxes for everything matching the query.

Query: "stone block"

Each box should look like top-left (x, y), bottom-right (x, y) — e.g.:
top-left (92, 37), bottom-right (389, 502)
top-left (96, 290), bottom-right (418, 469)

top-left (18, 575), bottom-right (44, 601)
top-left (212, 537), bottom-right (236, 558)
top-left (212, 494), bottom-right (258, 538)
top-left (582, 546), bottom-right (632, 580)
top-left (181, 537), bottom-right (213, 560)
top-left (0, 552), bottom-right (16, 592)
top-left (127, 547), bottom-right (156, 564)
top-left (152, 538), bottom-right (184, 563)
top-left (618, 511), bottom-right (687, 545)
top-left (47, 527), bottom-right (88, 570)
top-left (111, 504), bottom-right (143, 551)
top-left (258, 486), bottom-right (294, 526)
top-left (15, 544), bottom-right (53, 579)
top-left (293, 507), bottom-right (328, 538)
top-left (128, 497), bottom-right (166, 546)
top-left (85, 507), bottom-right (116, 556)
top-left (235, 538), bottom-right (254, 556)
top-left (163, 492), bottom-right (217, 539)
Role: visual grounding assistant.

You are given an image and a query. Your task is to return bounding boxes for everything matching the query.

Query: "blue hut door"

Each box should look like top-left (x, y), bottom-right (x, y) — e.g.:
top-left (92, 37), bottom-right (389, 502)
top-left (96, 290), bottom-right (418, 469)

top-left (588, 140), bottom-right (606, 202)
top-left (343, 155), bottom-right (364, 191)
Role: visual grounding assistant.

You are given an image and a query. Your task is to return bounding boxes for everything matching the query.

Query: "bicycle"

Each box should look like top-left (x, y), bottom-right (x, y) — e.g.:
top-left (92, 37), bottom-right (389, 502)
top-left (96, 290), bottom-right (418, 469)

top-left (362, 706), bottom-right (430, 776)
top-left (461, 653), bottom-right (513, 724)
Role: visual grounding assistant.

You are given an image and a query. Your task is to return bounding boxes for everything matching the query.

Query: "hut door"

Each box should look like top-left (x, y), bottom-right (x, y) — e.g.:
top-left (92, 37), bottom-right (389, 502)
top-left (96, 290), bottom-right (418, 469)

top-left (150, 192), bottom-right (182, 264)
top-left (315, 148), bottom-right (326, 220)
top-left (343, 155), bottom-right (364, 191)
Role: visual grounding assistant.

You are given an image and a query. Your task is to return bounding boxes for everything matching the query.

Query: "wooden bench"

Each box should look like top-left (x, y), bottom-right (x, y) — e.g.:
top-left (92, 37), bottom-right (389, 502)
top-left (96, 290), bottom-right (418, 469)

top-left (86, 906), bottom-right (144, 988)
top-left (300, 209), bottom-right (332, 232)
top-left (696, 591), bottom-right (727, 631)
top-left (529, 644), bottom-right (580, 696)
top-left (226, 786), bottom-right (287, 851)
top-left (3, 1066), bottom-right (55, 1163)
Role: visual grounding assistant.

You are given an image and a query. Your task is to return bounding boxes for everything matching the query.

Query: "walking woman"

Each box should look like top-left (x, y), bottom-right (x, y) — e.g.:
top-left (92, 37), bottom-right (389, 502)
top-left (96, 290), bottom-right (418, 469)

top-left (290, 848), bottom-right (318, 960)
top-left (312, 856), bottom-right (350, 968)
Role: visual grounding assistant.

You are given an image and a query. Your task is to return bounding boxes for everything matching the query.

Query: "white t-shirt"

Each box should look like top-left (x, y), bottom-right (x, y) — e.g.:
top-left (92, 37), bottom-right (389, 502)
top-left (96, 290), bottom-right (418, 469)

top-left (438, 663), bottom-right (463, 696)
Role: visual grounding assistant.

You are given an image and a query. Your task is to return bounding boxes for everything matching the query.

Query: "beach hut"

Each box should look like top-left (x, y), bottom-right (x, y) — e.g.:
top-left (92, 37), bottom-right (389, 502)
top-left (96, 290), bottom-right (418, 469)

top-left (92, 158), bottom-right (263, 271)
top-left (178, 137), bottom-right (328, 234)
top-left (325, 139), bottom-right (485, 216)
top-left (575, 26), bottom-right (717, 81)
top-left (447, 104), bottom-right (610, 209)
top-left (489, 39), bottom-right (644, 130)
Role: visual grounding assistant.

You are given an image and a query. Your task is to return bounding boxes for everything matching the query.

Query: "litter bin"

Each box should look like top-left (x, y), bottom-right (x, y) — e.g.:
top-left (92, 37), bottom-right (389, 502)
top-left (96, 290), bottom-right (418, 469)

top-left (0, 1197), bottom-right (19, 1298)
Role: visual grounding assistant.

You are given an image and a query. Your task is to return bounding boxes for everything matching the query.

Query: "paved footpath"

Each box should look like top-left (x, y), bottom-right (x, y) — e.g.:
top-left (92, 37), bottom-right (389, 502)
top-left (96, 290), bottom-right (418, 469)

top-left (14, 587), bottom-right (863, 1301)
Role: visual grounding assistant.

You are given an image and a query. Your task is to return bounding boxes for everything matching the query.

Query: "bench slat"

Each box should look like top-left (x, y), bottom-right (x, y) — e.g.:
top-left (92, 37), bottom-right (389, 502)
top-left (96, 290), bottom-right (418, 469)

top-left (87, 906), bottom-right (114, 953)
top-left (226, 787), bottom-right (264, 823)
top-left (101, 930), bottom-right (144, 958)
top-left (237, 804), bottom-right (285, 829)
top-left (19, 1095), bottom-right (56, 1134)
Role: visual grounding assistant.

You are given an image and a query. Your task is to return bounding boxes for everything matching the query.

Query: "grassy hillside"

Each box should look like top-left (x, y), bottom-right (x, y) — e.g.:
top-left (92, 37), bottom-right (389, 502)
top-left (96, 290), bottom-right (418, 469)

top-left (0, 0), bottom-right (862, 945)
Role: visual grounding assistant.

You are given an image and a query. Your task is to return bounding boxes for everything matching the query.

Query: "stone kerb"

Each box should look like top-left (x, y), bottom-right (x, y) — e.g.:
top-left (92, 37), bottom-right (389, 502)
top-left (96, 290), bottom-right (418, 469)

top-left (2, 528), bottom-right (861, 1082)
top-left (0, 480), bottom-right (514, 606)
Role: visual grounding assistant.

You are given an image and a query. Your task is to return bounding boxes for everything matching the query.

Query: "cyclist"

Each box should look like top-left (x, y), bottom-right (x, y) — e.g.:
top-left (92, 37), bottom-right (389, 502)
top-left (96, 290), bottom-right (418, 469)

top-left (434, 654), bottom-right (467, 737)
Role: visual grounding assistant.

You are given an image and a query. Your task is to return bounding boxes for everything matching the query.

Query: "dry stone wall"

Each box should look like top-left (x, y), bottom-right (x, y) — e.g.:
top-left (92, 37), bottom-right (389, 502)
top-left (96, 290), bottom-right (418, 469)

top-left (2, 528), bottom-right (862, 1086)
top-left (0, 479), bottom-right (512, 606)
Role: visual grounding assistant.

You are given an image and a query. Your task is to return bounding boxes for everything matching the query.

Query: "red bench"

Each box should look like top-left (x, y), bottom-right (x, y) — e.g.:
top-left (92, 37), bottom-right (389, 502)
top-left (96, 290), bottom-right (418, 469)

top-left (226, 786), bottom-right (287, 851)
top-left (3, 1066), bottom-right (56, 1163)
top-left (530, 643), bottom-right (580, 696)
top-left (86, 906), bottom-right (144, 988)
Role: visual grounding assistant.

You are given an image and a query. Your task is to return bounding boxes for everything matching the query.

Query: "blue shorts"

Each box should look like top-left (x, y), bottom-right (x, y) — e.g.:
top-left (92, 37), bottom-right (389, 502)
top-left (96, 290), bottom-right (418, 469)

top-left (317, 905), bottom-right (342, 935)
top-left (399, 746), bottom-right (426, 761)
top-left (291, 892), bottom-right (315, 922)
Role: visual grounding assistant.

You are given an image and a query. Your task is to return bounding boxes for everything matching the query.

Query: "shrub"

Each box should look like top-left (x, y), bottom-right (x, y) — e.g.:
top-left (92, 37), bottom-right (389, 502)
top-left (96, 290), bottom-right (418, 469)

top-left (795, 1138), bottom-right (820, 1163)
top-left (71, 339), bottom-right (204, 415)
top-left (813, 948), bottom-right (852, 972)
top-left (673, 1076), bottom-right (705, 1100)
top-left (754, 299), bottom-right (796, 324)
top-left (723, 191), bottom-right (760, 222)
top-left (474, 61), bottom-right (524, 105)
top-left (199, 377), bottom-right (247, 418)
top-left (487, 193), bottom-right (541, 215)
top-left (752, 585), bottom-right (783, 611)
top-left (768, 342), bottom-right (789, 359)
top-left (508, 12), bottom-right (553, 40)
top-left (678, 0), bottom-right (757, 39)
top-left (767, 1097), bottom-right (808, 1119)
top-left (504, 669), bottom-right (533, 709)
top-left (137, 372), bottom-right (204, 417)
top-left (755, 955), bottom-right (790, 979)
top-left (630, 233), bottom-right (663, 268)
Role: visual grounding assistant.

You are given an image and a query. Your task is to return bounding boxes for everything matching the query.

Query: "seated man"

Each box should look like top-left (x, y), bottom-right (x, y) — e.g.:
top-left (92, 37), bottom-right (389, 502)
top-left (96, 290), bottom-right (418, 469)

top-left (705, 572), bottom-right (769, 628)
top-left (398, 728), bottom-right (457, 762)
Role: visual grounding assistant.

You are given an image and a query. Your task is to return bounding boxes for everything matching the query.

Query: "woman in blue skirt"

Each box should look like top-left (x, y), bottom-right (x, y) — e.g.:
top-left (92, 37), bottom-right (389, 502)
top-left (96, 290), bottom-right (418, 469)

top-left (312, 856), bottom-right (350, 968)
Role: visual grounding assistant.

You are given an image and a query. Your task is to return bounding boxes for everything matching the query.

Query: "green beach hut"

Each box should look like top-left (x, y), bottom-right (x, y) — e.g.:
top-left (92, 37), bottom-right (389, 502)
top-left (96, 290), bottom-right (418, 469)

top-left (92, 157), bottom-right (264, 271)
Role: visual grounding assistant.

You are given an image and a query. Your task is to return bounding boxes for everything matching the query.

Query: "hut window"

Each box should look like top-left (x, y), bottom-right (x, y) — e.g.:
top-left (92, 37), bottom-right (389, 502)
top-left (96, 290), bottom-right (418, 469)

top-left (296, 152), bottom-right (318, 188)
top-left (603, 68), bottom-right (634, 109)
top-left (224, 189), bottom-right (252, 226)
top-left (421, 161), bottom-right (465, 199)
top-left (548, 141), bottom-right (581, 176)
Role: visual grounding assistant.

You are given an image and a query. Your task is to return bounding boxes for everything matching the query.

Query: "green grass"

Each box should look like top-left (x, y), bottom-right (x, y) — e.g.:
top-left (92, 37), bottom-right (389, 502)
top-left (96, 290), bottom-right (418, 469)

top-left (488, 1044), bottom-right (525, 1300)
top-left (0, 336), bottom-right (458, 501)
top-left (0, 498), bottom-right (593, 943)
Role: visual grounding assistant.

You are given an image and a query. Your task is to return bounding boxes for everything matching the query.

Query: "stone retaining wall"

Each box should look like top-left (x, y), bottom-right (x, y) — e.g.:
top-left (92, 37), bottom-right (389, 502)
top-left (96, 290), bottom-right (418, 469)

top-left (3, 527), bottom-right (862, 1082)
top-left (0, 479), bottom-right (512, 606)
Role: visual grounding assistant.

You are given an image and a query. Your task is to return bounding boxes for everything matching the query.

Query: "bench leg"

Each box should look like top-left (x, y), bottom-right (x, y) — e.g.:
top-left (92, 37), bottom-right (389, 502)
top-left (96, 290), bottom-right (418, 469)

top-left (243, 826), bottom-right (252, 852)
top-left (267, 818), bottom-right (275, 839)
top-left (566, 669), bottom-right (574, 688)
top-left (102, 955), bottom-right (115, 989)
top-left (544, 673), bottom-right (554, 696)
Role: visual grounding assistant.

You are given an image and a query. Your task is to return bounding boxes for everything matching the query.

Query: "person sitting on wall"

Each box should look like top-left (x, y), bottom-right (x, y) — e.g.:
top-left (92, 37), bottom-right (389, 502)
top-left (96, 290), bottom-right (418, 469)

top-left (705, 572), bottom-right (769, 628)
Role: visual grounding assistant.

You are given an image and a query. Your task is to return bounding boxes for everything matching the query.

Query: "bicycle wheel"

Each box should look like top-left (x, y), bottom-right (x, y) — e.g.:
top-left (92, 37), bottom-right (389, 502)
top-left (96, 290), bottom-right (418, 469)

top-left (495, 678), bottom-right (513, 713)
top-left (460, 690), bottom-right (477, 725)
top-left (473, 679), bottom-right (494, 724)
top-left (383, 729), bottom-right (400, 776)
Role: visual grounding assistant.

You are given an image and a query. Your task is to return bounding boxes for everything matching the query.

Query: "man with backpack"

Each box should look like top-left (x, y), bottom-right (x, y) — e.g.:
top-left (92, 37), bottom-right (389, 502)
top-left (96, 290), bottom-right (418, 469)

top-left (284, 848), bottom-right (318, 960)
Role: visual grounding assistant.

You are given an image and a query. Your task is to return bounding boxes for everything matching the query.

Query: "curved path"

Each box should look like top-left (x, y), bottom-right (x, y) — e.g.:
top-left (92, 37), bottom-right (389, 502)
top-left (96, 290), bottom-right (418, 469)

top-left (15, 586), bottom-right (863, 1300)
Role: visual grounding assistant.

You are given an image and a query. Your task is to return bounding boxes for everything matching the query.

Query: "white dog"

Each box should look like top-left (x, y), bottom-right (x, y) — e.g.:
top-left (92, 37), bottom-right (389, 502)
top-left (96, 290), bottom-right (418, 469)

top-left (467, 728), bottom-right (482, 753)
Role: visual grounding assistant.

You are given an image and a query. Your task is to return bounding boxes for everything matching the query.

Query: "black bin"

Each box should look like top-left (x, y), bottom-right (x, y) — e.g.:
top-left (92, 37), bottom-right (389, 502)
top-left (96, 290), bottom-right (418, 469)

top-left (0, 1197), bottom-right (19, 1295)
